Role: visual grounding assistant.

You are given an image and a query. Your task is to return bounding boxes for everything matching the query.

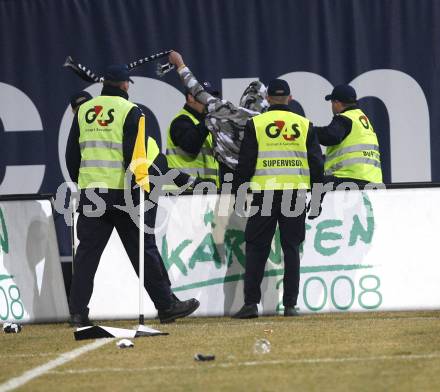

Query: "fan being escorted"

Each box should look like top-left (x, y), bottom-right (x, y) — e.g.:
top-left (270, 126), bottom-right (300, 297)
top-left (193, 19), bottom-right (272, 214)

top-left (167, 50), bottom-right (268, 175)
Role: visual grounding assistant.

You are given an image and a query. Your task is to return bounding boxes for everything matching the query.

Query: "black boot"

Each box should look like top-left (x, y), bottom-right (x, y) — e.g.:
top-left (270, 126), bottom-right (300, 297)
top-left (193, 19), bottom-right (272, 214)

top-left (232, 304), bottom-right (258, 319)
top-left (69, 313), bottom-right (93, 328)
top-left (284, 306), bottom-right (299, 317)
top-left (158, 298), bottom-right (200, 324)
top-left (155, 293), bottom-right (180, 322)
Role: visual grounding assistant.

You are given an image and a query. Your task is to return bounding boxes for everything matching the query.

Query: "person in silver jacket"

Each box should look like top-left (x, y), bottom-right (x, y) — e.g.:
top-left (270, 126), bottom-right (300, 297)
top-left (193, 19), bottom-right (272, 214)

top-left (168, 51), bottom-right (268, 183)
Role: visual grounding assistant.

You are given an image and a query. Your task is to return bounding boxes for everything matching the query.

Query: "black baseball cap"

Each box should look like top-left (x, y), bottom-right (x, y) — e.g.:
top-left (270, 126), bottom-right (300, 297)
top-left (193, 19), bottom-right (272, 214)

top-left (70, 91), bottom-right (92, 111)
top-left (104, 64), bottom-right (134, 83)
top-left (325, 84), bottom-right (357, 103)
top-left (267, 79), bottom-right (290, 96)
top-left (186, 80), bottom-right (219, 97)
top-left (201, 81), bottom-right (220, 97)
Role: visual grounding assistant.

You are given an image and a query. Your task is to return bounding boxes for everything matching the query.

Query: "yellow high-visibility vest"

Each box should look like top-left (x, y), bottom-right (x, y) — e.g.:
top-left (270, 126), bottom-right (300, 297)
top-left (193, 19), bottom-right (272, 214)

top-left (250, 110), bottom-right (310, 190)
top-left (166, 108), bottom-right (218, 185)
top-left (325, 109), bottom-right (382, 183)
top-left (78, 95), bottom-right (136, 189)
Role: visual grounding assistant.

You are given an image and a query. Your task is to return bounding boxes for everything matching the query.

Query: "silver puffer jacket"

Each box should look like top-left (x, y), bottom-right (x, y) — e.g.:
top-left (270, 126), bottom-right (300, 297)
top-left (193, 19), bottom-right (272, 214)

top-left (178, 66), bottom-right (268, 169)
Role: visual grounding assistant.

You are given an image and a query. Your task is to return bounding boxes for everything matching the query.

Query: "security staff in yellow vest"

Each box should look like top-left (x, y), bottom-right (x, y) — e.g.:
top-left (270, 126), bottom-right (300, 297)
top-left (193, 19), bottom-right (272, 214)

top-left (166, 82), bottom-right (219, 186)
top-left (66, 64), bottom-right (199, 327)
top-left (232, 79), bottom-right (324, 319)
top-left (315, 84), bottom-right (383, 187)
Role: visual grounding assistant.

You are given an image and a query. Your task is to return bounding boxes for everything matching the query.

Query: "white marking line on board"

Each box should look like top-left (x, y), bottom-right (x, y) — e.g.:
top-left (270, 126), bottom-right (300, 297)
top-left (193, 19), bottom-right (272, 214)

top-left (47, 351), bottom-right (440, 375)
top-left (0, 339), bottom-right (112, 392)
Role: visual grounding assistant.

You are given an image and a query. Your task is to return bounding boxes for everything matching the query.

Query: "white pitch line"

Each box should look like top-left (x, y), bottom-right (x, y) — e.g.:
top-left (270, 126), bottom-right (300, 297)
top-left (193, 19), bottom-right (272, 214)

top-left (0, 339), bottom-right (112, 392)
top-left (0, 353), bottom-right (57, 359)
top-left (47, 351), bottom-right (440, 375)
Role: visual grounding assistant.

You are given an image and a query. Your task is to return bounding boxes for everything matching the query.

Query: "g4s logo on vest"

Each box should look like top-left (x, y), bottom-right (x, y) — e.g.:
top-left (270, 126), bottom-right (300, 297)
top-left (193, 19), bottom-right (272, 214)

top-left (359, 115), bottom-right (370, 130)
top-left (265, 121), bottom-right (301, 141)
top-left (85, 106), bottom-right (115, 126)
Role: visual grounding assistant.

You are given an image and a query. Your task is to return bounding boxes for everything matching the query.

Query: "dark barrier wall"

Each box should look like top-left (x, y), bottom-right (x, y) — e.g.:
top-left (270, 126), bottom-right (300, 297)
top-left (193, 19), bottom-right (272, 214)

top-left (0, 0), bottom-right (439, 257)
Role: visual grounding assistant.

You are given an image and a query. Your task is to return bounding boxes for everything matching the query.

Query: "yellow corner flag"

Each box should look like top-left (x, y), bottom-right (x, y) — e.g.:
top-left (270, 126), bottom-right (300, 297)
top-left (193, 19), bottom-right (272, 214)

top-left (130, 115), bottom-right (151, 192)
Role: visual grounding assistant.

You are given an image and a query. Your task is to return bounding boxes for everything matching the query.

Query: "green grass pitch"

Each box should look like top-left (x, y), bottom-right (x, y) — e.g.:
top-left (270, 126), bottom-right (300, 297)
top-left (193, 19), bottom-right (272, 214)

top-left (1, 311), bottom-right (440, 391)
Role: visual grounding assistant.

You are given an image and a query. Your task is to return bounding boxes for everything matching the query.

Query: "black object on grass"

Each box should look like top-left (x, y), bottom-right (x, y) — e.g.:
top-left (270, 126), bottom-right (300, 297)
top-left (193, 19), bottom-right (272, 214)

top-left (194, 353), bottom-right (216, 361)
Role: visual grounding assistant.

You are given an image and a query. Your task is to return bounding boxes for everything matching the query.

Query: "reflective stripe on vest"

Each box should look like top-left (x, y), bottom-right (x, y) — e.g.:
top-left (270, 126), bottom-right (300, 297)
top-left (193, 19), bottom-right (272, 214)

top-left (254, 168), bottom-right (310, 176)
top-left (166, 108), bottom-right (218, 185)
top-left (80, 160), bottom-right (124, 168)
top-left (325, 143), bottom-right (379, 160)
top-left (250, 110), bottom-right (311, 190)
top-left (257, 150), bottom-right (308, 159)
top-left (325, 157), bottom-right (381, 175)
top-left (324, 109), bottom-right (383, 183)
top-left (166, 147), bottom-right (214, 157)
top-left (77, 95), bottom-right (136, 189)
top-left (79, 141), bottom-right (123, 151)
top-left (174, 167), bottom-right (218, 176)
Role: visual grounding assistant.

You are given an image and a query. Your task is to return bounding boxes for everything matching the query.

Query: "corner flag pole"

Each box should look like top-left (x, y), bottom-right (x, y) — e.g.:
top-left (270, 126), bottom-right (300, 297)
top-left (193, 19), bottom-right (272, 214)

top-left (71, 196), bottom-right (76, 273)
top-left (139, 186), bottom-right (145, 325)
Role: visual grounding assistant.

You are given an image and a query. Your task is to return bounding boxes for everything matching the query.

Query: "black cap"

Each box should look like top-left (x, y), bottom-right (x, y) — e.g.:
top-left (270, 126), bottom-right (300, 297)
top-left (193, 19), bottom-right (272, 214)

top-left (186, 81), bottom-right (219, 97)
top-left (201, 81), bottom-right (220, 97)
top-left (267, 79), bottom-right (290, 96)
top-left (104, 64), bottom-right (134, 83)
top-left (70, 91), bottom-right (92, 111)
top-left (325, 84), bottom-right (357, 103)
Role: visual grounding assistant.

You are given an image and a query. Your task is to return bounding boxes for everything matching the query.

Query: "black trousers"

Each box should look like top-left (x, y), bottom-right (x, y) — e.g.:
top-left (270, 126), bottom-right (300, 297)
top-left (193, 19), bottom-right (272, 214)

top-left (69, 205), bottom-right (173, 315)
top-left (244, 191), bottom-right (306, 307)
top-left (324, 175), bottom-right (370, 189)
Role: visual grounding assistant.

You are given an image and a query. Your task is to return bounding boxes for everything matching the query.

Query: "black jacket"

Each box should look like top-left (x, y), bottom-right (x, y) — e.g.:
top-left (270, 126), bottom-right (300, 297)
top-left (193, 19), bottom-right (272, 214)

top-left (66, 85), bottom-right (191, 211)
top-left (169, 104), bottom-right (209, 155)
top-left (314, 105), bottom-right (358, 146)
top-left (234, 104), bottom-right (324, 191)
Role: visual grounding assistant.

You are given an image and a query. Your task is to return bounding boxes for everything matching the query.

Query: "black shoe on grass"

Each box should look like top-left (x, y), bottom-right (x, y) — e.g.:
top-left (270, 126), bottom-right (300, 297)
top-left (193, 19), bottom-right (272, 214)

top-left (232, 304), bottom-right (258, 319)
top-left (158, 298), bottom-right (200, 324)
top-left (69, 313), bottom-right (93, 328)
top-left (284, 306), bottom-right (299, 317)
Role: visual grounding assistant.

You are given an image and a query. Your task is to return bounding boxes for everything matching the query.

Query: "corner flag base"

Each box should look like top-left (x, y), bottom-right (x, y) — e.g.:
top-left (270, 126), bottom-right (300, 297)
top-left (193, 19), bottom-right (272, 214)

top-left (74, 324), bottom-right (168, 341)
